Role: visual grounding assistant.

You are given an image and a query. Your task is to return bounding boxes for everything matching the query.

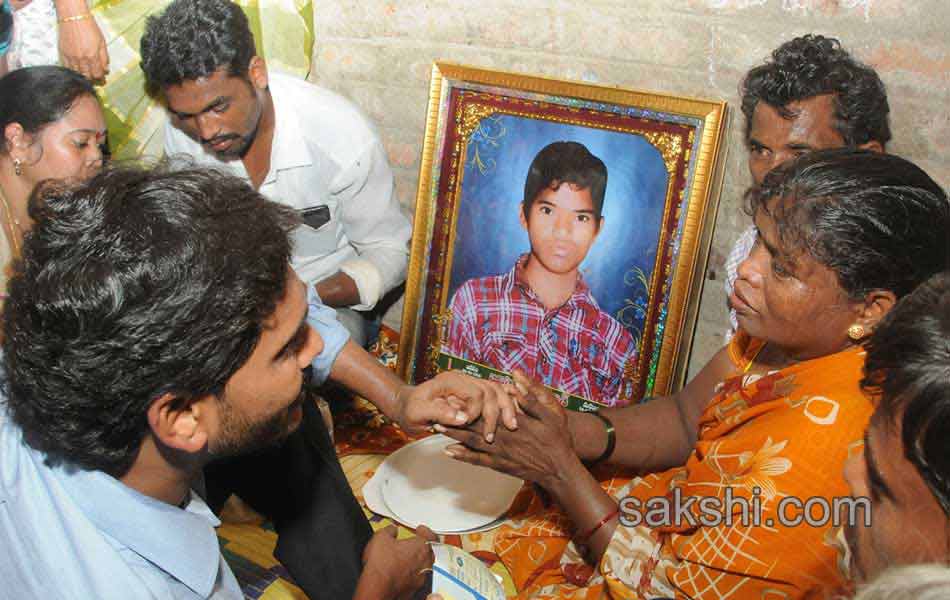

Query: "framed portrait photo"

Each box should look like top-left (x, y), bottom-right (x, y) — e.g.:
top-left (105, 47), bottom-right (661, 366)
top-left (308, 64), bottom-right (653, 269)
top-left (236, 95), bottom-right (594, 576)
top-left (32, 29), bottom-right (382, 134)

top-left (398, 62), bottom-right (728, 411)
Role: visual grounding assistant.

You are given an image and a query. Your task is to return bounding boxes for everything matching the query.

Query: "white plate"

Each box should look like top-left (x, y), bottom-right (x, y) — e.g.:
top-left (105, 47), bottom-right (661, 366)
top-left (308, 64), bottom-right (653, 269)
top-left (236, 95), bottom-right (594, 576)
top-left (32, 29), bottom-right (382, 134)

top-left (363, 462), bottom-right (508, 534)
top-left (379, 435), bottom-right (523, 532)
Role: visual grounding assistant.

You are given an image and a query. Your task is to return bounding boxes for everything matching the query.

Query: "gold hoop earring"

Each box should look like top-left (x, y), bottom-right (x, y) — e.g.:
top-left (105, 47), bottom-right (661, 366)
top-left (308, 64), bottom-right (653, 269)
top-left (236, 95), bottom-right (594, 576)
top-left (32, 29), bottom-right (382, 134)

top-left (13, 158), bottom-right (22, 176)
top-left (847, 324), bottom-right (865, 341)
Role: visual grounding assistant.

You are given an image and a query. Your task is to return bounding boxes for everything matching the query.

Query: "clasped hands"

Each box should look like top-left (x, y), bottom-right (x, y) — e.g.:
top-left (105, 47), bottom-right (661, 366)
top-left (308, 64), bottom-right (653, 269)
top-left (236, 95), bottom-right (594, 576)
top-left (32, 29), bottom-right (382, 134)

top-left (390, 369), bottom-right (522, 442)
top-left (424, 370), bottom-right (577, 490)
top-left (375, 370), bottom-right (577, 600)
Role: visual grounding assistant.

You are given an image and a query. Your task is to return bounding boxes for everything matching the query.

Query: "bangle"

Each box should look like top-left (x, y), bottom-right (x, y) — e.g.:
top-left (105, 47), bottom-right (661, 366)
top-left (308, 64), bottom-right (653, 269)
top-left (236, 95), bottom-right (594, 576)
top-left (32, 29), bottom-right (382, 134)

top-left (58, 13), bottom-right (92, 23)
top-left (587, 411), bottom-right (616, 465)
top-left (575, 507), bottom-right (619, 544)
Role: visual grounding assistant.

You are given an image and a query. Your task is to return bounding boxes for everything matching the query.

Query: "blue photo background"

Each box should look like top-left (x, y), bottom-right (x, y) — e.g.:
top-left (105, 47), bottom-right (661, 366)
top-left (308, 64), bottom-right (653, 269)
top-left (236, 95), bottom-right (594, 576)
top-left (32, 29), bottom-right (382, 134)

top-left (447, 114), bottom-right (669, 344)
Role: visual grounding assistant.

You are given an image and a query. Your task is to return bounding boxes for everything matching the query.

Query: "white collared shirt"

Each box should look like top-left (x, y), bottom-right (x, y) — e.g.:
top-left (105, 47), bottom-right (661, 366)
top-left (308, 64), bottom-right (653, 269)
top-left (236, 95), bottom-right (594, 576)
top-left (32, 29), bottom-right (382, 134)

top-left (164, 72), bottom-right (411, 310)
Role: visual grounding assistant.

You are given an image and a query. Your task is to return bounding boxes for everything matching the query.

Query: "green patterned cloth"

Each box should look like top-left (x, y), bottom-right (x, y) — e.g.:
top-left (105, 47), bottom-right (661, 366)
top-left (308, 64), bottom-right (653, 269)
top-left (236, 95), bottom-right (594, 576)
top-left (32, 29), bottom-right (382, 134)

top-left (90, 0), bottom-right (314, 160)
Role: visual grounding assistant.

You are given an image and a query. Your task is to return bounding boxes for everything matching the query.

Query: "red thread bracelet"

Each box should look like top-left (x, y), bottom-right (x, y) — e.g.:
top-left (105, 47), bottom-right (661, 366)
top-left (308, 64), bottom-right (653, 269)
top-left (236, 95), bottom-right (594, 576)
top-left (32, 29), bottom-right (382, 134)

top-left (576, 507), bottom-right (620, 544)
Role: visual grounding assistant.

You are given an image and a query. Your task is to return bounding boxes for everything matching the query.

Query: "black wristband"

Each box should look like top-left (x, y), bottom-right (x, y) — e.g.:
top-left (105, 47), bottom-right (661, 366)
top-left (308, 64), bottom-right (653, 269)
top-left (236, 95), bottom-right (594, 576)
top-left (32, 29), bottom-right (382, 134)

top-left (589, 411), bottom-right (616, 465)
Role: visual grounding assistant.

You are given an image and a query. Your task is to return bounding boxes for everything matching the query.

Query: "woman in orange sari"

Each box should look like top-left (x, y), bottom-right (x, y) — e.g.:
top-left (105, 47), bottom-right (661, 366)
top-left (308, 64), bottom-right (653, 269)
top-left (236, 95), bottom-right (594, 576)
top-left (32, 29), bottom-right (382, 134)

top-left (443, 149), bottom-right (950, 599)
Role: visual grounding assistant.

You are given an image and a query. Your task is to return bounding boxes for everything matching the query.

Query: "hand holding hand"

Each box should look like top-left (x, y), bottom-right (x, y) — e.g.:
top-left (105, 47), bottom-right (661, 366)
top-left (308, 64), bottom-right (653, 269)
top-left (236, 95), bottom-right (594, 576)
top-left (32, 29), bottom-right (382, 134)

top-left (440, 371), bottom-right (575, 488)
top-left (394, 370), bottom-right (519, 442)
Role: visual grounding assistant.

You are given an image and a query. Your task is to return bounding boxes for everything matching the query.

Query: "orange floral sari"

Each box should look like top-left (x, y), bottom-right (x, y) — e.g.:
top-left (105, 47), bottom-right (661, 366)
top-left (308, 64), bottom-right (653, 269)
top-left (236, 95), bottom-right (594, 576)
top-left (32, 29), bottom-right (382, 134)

top-left (494, 331), bottom-right (870, 599)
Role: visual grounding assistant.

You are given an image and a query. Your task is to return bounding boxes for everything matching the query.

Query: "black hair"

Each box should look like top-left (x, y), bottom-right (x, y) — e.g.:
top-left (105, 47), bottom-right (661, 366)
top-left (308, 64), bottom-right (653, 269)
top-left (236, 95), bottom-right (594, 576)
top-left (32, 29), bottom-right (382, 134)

top-left (1, 163), bottom-right (299, 476)
top-left (741, 34), bottom-right (891, 147)
top-left (746, 149), bottom-right (950, 301)
top-left (862, 271), bottom-right (950, 516)
top-left (0, 66), bottom-right (97, 154)
top-left (522, 141), bottom-right (607, 222)
top-left (140, 0), bottom-right (257, 90)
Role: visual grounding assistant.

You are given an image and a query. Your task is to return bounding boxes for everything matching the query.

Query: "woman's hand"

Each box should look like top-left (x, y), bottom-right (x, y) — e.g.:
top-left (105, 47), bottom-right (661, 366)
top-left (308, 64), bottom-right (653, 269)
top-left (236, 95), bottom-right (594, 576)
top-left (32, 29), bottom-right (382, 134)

top-left (357, 525), bottom-right (437, 600)
top-left (439, 371), bottom-right (575, 490)
top-left (394, 370), bottom-right (519, 442)
top-left (58, 13), bottom-right (108, 81)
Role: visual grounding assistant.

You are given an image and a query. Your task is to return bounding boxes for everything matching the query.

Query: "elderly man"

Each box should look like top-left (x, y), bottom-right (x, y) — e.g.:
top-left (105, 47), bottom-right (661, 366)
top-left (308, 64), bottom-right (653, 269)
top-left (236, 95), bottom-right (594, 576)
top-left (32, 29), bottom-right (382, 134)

top-left (724, 34), bottom-right (891, 338)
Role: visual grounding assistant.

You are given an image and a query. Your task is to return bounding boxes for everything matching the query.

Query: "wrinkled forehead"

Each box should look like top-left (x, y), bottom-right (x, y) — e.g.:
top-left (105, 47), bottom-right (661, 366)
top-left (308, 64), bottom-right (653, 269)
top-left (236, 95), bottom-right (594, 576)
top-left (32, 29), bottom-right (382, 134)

top-left (750, 95), bottom-right (844, 146)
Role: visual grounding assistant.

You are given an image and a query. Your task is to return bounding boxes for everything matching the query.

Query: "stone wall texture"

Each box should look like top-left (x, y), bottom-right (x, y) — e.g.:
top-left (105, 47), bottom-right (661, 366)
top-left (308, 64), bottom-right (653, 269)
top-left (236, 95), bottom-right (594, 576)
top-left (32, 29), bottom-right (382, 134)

top-left (308, 0), bottom-right (950, 382)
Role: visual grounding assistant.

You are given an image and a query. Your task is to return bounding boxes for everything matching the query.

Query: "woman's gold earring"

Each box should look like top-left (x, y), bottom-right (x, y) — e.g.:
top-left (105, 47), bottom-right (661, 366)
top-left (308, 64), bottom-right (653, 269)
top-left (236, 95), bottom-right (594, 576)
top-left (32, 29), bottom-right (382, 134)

top-left (848, 324), bottom-right (865, 341)
top-left (13, 158), bottom-right (22, 176)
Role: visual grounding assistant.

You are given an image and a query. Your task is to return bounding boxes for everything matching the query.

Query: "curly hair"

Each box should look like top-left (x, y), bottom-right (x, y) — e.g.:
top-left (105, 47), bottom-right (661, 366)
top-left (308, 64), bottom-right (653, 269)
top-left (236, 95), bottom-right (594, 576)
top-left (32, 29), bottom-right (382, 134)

top-left (140, 0), bottom-right (256, 89)
top-left (0, 66), bottom-right (97, 155)
top-left (745, 149), bottom-right (949, 302)
top-left (862, 272), bottom-right (950, 517)
top-left (1, 164), bottom-right (299, 477)
top-left (741, 34), bottom-right (891, 147)
top-left (523, 141), bottom-right (608, 222)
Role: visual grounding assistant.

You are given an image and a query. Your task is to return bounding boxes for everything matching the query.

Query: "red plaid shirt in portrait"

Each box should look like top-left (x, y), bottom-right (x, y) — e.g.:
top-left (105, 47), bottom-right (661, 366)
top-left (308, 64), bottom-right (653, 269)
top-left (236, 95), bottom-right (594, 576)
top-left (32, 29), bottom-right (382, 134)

top-left (443, 255), bottom-right (637, 406)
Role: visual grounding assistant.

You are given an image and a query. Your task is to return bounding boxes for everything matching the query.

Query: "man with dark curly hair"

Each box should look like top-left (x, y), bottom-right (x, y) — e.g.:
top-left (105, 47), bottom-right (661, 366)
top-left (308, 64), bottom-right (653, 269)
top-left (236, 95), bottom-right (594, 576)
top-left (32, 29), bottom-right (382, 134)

top-left (141, 0), bottom-right (410, 347)
top-left (724, 34), bottom-right (891, 339)
top-left (0, 165), bottom-right (443, 599)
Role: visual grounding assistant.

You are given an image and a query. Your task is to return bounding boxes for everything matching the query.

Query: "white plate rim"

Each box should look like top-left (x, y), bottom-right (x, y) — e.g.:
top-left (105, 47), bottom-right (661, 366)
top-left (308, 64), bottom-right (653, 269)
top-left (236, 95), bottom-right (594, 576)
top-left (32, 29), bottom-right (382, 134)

top-left (378, 434), bottom-right (522, 532)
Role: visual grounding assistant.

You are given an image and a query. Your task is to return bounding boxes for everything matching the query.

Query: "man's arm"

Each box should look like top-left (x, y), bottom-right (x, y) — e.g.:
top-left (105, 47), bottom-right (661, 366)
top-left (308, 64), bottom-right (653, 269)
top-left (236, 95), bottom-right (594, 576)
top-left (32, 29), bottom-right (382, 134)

top-left (568, 345), bottom-right (735, 472)
top-left (305, 287), bottom-right (352, 384)
top-left (305, 287), bottom-right (517, 436)
top-left (313, 271), bottom-right (360, 308)
top-left (329, 340), bottom-right (517, 439)
top-left (332, 140), bottom-right (411, 311)
top-left (328, 339), bottom-right (410, 421)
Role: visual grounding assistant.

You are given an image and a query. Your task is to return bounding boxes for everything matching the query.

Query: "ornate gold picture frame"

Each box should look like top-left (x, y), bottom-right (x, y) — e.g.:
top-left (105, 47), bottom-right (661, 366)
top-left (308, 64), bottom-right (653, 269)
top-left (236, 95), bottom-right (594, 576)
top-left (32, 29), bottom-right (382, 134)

top-left (398, 62), bottom-right (727, 409)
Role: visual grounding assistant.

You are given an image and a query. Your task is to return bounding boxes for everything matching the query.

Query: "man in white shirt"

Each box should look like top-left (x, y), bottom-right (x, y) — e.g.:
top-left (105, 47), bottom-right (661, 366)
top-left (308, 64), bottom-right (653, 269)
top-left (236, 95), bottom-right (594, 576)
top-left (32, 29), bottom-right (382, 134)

top-left (141, 0), bottom-right (411, 346)
top-left (723, 35), bottom-right (890, 340)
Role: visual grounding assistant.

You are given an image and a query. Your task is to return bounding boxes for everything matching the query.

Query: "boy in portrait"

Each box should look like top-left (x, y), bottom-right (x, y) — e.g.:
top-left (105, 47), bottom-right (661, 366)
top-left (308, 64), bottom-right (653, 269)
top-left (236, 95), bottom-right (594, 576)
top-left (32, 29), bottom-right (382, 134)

top-left (443, 141), bottom-right (637, 407)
